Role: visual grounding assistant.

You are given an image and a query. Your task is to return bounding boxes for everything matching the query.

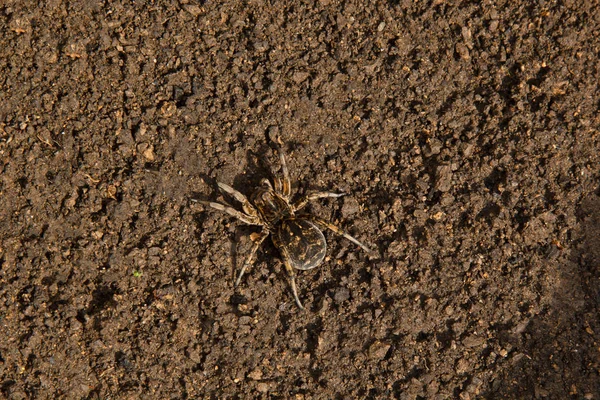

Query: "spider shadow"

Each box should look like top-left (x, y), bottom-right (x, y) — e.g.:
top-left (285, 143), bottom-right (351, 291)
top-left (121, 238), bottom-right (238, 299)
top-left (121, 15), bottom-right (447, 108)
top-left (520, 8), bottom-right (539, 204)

top-left (190, 139), bottom-right (273, 203)
top-left (189, 171), bottom-right (221, 204)
top-left (230, 146), bottom-right (273, 194)
top-left (231, 139), bottom-right (317, 199)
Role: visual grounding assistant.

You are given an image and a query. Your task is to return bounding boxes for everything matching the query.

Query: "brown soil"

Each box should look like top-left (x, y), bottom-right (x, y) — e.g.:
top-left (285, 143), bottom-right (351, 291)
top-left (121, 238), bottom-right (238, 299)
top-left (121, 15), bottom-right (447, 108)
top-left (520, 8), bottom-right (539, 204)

top-left (1, 1), bottom-right (599, 399)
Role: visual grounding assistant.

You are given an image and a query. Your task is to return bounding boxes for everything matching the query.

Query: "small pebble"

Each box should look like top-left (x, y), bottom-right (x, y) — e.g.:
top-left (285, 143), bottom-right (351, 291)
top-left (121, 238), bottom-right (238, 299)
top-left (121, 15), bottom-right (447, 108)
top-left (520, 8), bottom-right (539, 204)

top-left (333, 287), bottom-right (350, 303)
top-left (256, 382), bottom-right (269, 393)
top-left (369, 341), bottom-right (391, 360)
top-left (248, 369), bottom-right (263, 380)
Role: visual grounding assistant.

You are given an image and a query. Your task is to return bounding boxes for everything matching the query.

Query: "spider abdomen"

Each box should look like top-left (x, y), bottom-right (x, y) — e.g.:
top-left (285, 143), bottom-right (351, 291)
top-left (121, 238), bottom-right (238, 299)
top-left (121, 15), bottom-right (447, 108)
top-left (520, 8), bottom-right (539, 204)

top-left (273, 218), bottom-right (327, 271)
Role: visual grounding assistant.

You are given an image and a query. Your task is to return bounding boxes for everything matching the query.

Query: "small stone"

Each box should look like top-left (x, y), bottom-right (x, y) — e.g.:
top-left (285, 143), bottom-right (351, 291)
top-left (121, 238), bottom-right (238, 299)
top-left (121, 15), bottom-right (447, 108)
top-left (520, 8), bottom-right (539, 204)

top-left (9, 16), bottom-right (30, 33)
top-left (456, 357), bottom-right (470, 374)
top-left (462, 334), bottom-right (486, 348)
top-left (489, 20), bottom-right (499, 32)
top-left (248, 369), bottom-right (263, 380)
top-left (333, 287), bottom-right (350, 303)
top-left (435, 165), bottom-right (453, 192)
top-left (292, 71), bottom-right (310, 84)
top-left (513, 320), bottom-right (530, 334)
top-left (425, 139), bottom-right (442, 156)
top-left (461, 27), bottom-right (472, 47)
top-left (341, 196), bottom-right (360, 218)
top-left (137, 143), bottom-right (155, 161)
top-left (186, 347), bottom-right (201, 363)
top-left (70, 317), bottom-right (82, 331)
top-left (183, 4), bottom-right (203, 16)
top-left (148, 247), bottom-right (161, 257)
top-left (160, 102), bottom-right (177, 117)
top-left (256, 382), bottom-right (269, 393)
top-left (65, 191), bottom-right (78, 208)
top-left (369, 341), bottom-right (391, 360)
top-left (143, 146), bottom-right (155, 161)
top-left (456, 43), bottom-right (470, 60)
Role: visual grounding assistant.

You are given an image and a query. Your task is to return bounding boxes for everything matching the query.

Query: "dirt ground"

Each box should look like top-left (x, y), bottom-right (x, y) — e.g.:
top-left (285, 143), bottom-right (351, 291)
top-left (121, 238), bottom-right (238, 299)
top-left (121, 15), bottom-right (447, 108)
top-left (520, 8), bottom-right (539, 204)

top-left (1, 0), bottom-right (599, 399)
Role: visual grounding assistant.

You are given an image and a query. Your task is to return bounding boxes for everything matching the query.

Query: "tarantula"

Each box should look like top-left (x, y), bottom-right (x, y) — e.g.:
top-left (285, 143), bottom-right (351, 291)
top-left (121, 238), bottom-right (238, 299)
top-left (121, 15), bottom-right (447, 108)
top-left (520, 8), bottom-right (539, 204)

top-left (198, 134), bottom-right (374, 309)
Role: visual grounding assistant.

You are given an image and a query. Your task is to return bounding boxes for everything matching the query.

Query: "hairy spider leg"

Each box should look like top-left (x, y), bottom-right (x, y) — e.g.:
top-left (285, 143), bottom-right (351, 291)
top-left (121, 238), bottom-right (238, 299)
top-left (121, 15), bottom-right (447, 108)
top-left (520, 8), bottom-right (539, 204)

top-left (196, 200), bottom-right (261, 225)
top-left (282, 257), bottom-right (305, 309)
top-left (306, 215), bottom-right (374, 255)
top-left (271, 134), bottom-right (292, 198)
top-left (292, 192), bottom-right (346, 212)
top-left (217, 182), bottom-right (259, 217)
top-left (272, 175), bottom-right (283, 194)
top-left (235, 229), bottom-right (270, 287)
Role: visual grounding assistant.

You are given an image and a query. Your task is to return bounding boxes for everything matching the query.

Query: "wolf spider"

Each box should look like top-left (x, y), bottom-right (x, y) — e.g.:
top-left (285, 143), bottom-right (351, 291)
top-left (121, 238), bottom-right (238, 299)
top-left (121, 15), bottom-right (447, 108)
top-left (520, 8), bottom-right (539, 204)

top-left (198, 135), bottom-right (374, 309)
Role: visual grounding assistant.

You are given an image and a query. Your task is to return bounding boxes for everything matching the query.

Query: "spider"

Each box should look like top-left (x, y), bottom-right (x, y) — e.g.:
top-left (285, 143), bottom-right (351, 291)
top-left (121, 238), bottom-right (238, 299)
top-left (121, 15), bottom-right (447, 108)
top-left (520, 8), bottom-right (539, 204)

top-left (197, 134), bottom-right (374, 309)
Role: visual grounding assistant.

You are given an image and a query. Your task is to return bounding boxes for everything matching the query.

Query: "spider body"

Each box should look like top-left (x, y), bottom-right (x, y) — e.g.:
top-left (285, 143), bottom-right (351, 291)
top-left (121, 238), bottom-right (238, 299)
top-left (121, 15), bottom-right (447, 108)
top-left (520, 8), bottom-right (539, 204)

top-left (198, 135), bottom-right (374, 309)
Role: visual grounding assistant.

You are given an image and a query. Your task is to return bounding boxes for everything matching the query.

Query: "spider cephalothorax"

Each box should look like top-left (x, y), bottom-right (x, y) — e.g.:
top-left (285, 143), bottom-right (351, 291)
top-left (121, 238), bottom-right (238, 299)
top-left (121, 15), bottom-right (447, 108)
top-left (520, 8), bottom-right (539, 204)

top-left (198, 134), bottom-right (374, 309)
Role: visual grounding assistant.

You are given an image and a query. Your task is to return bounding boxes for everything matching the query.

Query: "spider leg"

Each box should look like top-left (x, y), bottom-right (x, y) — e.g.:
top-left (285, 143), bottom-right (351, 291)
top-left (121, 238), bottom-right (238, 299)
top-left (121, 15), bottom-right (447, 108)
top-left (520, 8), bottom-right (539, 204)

top-left (272, 176), bottom-right (283, 194)
top-left (234, 229), bottom-right (269, 287)
top-left (270, 133), bottom-right (292, 198)
top-left (306, 215), bottom-right (374, 255)
top-left (292, 191), bottom-right (345, 212)
top-left (217, 182), bottom-right (259, 217)
top-left (195, 200), bottom-right (261, 225)
top-left (282, 258), bottom-right (305, 310)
